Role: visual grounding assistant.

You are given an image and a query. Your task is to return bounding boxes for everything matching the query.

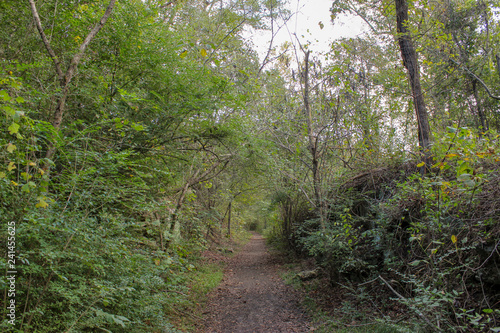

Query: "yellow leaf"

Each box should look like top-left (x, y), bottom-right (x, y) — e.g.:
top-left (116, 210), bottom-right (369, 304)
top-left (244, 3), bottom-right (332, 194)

top-left (7, 143), bottom-right (16, 153)
top-left (445, 153), bottom-right (457, 158)
top-left (7, 162), bottom-right (16, 171)
top-left (200, 48), bottom-right (207, 57)
top-left (154, 259), bottom-right (160, 266)
top-left (451, 235), bottom-right (457, 244)
top-left (11, 180), bottom-right (18, 186)
top-left (180, 50), bottom-right (188, 58)
top-left (28, 161), bottom-right (36, 166)
top-left (0, 172), bottom-right (5, 178)
top-left (35, 197), bottom-right (49, 209)
top-left (417, 162), bottom-right (425, 167)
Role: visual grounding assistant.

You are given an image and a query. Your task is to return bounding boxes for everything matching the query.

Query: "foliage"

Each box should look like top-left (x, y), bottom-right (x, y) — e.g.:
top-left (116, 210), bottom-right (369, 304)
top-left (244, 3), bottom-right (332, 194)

top-left (1, 0), bottom-right (500, 331)
top-left (0, 0), bottom-right (276, 331)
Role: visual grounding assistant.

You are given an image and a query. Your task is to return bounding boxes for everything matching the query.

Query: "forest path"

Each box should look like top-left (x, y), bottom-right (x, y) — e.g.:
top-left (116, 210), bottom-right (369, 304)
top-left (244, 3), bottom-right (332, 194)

top-left (198, 233), bottom-right (312, 333)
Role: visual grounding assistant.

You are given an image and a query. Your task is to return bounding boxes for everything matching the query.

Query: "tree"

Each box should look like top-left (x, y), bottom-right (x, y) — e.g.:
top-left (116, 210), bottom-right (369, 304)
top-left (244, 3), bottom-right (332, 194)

top-left (28, 0), bottom-right (116, 166)
top-left (395, 0), bottom-right (432, 166)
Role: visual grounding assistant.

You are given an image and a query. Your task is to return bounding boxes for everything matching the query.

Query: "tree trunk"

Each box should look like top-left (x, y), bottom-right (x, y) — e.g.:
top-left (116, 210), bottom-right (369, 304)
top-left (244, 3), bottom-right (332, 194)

top-left (496, 54), bottom-right (500, 79)
top-left (472, 80), bottom-right (488, 132)
top-left (302, 51), bottom-right (321, 209)
top-left (395, 0), bottom-right (432, 167)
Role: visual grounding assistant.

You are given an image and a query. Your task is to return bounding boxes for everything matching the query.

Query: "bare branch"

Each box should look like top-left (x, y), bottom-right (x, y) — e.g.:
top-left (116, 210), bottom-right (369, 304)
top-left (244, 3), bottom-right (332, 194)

top-left (450, 58), bottom-right (500, 101)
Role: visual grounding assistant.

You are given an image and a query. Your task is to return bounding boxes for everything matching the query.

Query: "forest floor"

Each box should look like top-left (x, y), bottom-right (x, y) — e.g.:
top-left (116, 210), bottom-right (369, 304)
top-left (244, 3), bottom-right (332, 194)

top-left (197, 233), bottom-right (312, 333)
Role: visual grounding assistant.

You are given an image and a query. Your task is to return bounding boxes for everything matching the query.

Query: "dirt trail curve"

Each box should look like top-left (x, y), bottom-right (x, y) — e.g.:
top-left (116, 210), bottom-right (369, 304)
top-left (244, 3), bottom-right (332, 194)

top-left (199, 234), bottom-right (311, 333)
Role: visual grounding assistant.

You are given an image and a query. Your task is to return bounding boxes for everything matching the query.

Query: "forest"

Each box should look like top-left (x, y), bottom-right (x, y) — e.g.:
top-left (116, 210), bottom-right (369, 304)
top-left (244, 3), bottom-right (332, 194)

top-left (1, 0), bottom-right (499, 332)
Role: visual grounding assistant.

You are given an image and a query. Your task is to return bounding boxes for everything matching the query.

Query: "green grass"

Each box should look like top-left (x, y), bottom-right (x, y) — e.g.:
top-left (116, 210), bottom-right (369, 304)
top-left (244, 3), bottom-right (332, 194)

top-left (190, 262), bottom-right (225, 296)
top-left (168, 261), bottom-right (225, 331)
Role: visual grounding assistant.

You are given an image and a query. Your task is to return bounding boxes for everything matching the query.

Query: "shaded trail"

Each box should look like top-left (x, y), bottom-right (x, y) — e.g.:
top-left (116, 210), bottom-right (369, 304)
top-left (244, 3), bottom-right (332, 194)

top-left (199, 234), bottom-right (311, 333)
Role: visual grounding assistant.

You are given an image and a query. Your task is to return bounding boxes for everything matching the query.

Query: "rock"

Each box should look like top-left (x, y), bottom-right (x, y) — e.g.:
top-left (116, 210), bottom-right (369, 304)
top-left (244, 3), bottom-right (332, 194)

top-left (297, 268), bottom-right (320, 281)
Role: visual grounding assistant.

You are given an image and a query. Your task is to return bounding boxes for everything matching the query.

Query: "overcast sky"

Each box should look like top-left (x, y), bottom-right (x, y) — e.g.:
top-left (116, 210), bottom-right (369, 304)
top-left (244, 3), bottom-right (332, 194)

top-left (248, 0), bottom-right (368, 58)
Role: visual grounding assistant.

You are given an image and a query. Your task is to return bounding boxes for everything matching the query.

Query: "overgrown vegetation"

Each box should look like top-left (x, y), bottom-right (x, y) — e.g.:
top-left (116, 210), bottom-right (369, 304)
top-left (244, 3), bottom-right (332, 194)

top-left (0, 0), bottom-right (280, 331)
top-left (1, 0), bottom-right (500, 332)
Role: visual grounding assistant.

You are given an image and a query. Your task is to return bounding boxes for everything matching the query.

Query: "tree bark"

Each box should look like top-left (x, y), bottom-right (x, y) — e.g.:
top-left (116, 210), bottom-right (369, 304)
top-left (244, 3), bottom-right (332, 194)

top-left (302, 51), bottom-right (321, 208)
top-left (496, 54), bottom-right (500, 79)
top-left (395, 0), bottom-right (432, 167)
top-left (472, 80), bottom-right (488, 132)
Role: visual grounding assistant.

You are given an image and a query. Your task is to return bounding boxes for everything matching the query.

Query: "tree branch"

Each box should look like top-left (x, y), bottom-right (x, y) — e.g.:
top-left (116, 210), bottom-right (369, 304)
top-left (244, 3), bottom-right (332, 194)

top-left (31, 0), bottom-right (116, 166)
top-left (450, 58), bottom-right (500, 100)
top-left (52, 0), bottom-right (117, 128)
top-left (28, 0), bottom-right (64, 84)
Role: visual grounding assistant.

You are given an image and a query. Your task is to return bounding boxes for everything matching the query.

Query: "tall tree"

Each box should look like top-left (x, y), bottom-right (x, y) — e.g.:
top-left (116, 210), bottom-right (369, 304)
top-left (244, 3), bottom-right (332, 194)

top-left (395, 0), bottom-right (432, 165)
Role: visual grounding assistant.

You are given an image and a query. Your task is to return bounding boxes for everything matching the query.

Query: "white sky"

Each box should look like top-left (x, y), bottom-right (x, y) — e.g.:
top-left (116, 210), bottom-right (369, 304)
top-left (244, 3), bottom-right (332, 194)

top-left (248, 0), bottom-right (368, 59)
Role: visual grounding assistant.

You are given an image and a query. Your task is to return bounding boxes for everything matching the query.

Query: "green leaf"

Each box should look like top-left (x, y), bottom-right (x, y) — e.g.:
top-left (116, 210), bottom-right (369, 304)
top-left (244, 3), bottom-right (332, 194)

top-left (457, 173), bottom-right (471, 182)
top-left (13, 111), bottom-right (25, 121)
top-left (8, 122), bottom-right (20, 134)
top-left (483, 309), bottom-right (494, 314)
top-left (0, 90), bottom-right (11, 101)
top-left (15, 96), bottom-right (24, 103)
top-left (132, 123), bottom-right (144, 131)
top-left (2, 105), bottom-right (15, 116)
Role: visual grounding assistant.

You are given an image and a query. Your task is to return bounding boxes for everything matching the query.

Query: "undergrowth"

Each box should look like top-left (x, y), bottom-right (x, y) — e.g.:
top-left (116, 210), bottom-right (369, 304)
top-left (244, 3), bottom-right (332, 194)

top-left (279, 255), bottom-right (425, 333)
top-left (169, 262), bottom-right (225, 331)
top-left (269, 128), bottom-right (500, 332)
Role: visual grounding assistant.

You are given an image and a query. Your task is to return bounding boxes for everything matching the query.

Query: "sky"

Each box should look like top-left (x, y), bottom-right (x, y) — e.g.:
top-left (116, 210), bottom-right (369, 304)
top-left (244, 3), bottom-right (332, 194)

top-left (248, 0), bottom-right (368, 59)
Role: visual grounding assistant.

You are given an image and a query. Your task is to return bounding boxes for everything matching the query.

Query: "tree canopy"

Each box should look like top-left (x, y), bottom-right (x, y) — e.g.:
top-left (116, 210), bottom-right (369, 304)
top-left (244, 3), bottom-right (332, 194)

top-left (1, 0), bottom-right (500, 331)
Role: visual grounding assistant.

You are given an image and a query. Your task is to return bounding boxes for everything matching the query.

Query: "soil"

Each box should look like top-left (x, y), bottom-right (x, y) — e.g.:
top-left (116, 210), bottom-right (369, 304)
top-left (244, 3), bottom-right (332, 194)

top-left (198, 234), bottom-right (312, 333)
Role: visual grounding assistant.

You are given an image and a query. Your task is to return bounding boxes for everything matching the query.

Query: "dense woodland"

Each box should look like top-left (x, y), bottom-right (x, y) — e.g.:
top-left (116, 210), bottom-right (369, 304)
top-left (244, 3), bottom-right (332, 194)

top-left (1, 0), bottom-right (500, 332)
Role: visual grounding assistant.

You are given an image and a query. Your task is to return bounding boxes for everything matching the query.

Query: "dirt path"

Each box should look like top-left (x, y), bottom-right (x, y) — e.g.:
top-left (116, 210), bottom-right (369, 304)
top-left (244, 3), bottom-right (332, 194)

top-left (198, 234), bottom-right (311, 333)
